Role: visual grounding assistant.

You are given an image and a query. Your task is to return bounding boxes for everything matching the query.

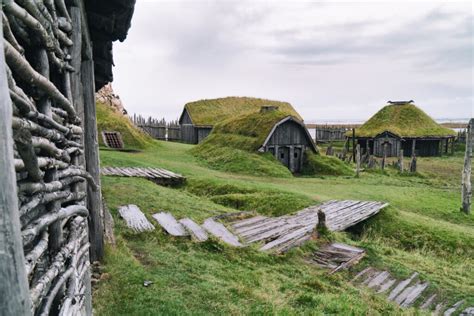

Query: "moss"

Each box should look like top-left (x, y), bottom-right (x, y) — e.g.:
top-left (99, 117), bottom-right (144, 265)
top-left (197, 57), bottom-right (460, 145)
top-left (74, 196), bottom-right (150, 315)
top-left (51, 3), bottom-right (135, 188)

top-left (96, 102), bottom-right (153, 149)
top-left (184, 96), bottom-right (302, 126)
top-left (301, 152), bottom-right (353, 176)
top-left (353, 103), bottom-right (456, 138)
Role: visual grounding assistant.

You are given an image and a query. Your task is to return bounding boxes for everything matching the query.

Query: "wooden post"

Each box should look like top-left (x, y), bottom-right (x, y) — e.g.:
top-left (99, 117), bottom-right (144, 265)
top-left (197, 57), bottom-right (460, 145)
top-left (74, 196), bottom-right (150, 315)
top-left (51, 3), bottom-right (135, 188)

top-left (410, 155), bottom-right (417, 173)
top-left (352, 128), bottom-right (356, 163)
top-left (461, 119), bottom-right (473, 214)
top-left (356, 144), bottom-right (361, 177)
top-left (0, 14), bottom-right (32, 314)
top-left (398, 149), bottom-right (404, 172)
top-left (411, 139), bottom-right (416, 157)
top-left (80, 4), bottom-right (104, 262)
top-left (381, 143), bottom-right (387, 170)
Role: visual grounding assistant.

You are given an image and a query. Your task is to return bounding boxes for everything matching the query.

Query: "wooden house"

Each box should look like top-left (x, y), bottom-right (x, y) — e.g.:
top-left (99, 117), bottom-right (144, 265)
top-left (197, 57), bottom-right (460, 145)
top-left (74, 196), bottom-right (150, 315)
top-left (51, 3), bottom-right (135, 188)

top-left (210, 106), bottom-right (317, 173)
top-left (353, 101), bottom-right (456, 157)
top-left (178, 97), bottom-right (302, 144)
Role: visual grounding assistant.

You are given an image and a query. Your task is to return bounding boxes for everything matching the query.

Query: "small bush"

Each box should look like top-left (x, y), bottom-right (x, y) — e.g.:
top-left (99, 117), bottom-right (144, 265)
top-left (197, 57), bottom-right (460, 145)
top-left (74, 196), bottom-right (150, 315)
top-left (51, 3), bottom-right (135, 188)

top-left (301, 152), bottom-right (353, 176)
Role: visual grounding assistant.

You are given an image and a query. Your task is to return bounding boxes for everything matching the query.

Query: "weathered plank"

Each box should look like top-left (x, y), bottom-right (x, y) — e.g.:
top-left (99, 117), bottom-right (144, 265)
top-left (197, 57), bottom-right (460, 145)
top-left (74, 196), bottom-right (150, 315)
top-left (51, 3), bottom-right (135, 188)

top-left (461, 119), bottom-right (473, 214)
top-left (0, 17), bottom-right (32, 313)
top-left (420, 293), bottom-right (437, 310)
top-left (367, 271), bottom-right (390, 289)
top-left (388, 272), bottom-right (418, 301)
top-left (179, 218), bottom-right (208, 242)
top-left (202, 218), bottom-right (242, 247)
top-left (118, 205), bottom-right (155, 232)
top-left (377, 278), bottom-right (396, 294)
top-left (444, 300), bottom-right (465, 316)
top-left (351, 267), bottom-right (373, 282)
top-left (399, 282), bottom-right (429, 307)
top-left (100, 166), bottom-right (185, 186)
top-left (152, 212), bottom-right (188, 236)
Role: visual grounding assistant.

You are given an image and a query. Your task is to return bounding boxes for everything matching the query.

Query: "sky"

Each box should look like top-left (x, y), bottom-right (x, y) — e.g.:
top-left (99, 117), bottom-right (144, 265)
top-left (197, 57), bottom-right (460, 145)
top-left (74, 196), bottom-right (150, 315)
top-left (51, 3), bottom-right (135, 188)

top-left (112, 0), bottom-right (473, 123)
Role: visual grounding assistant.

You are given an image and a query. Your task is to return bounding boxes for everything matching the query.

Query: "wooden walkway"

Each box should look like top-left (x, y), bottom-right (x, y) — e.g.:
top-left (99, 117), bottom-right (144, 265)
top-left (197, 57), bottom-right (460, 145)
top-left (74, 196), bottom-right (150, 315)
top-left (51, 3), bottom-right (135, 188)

top-left (228, 200), bottom-right (388, 252)
top-left (352, 267), bottom-right (473, 315)
top-left (100, 166), bottom-right (185, 186)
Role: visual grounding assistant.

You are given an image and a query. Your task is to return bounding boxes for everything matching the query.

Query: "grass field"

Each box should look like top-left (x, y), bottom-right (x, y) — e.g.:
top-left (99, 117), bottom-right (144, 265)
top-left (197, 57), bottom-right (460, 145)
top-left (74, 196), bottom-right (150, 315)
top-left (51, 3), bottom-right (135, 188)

top-left (94, 140), bottom-right (473, 315)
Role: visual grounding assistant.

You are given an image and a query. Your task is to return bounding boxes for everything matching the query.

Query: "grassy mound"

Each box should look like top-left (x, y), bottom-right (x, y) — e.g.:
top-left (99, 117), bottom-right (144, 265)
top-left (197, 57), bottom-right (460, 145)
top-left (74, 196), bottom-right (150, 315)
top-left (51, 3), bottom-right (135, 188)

top-left (301, 152), bottom-right (353, 176)
top-left (192, 134), bottom-right (292, 178)
top-left (354, 103), bottom-right (456, 138)
top-left (184, 96), bottom-right (302, 125)
top-left (96, 102), bottom-right (153, 149)
top-left (185, 178), bottom-right (315, 216)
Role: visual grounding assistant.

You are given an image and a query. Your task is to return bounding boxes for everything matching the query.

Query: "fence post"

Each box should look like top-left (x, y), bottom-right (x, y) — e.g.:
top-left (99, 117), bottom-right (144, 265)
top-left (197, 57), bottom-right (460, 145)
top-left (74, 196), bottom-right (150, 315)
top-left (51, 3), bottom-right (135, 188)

top-left (355, 144), bottom-right (361, 177)
top-left (398, 149), bottom-right (404, 172)
top-left (0, 14), bottom-right (32, 313)
top-left (461, 119), bottom-right (473, 214)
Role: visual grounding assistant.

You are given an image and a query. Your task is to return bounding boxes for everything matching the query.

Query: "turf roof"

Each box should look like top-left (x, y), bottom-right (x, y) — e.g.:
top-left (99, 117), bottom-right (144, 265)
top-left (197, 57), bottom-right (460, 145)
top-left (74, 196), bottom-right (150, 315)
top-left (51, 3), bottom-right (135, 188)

top-left (182, 96), bottom-right (303, 126)
top-left (211, 109), bottom-right (305, 151)
top-left (354, 103), bottom-right (456, 138)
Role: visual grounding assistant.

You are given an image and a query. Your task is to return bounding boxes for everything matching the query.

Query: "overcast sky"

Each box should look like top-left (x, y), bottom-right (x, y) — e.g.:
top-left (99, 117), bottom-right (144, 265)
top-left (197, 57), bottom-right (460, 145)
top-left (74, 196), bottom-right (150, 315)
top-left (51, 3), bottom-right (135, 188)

top-left (112, 0), bottom-right (473, 123)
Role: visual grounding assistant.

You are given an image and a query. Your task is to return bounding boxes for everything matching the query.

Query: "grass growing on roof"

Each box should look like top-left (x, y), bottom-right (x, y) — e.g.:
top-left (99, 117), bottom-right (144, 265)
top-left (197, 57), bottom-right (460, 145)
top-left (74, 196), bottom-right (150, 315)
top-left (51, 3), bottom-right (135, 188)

top-left (183, 96), bottom-right (302, 126)
top-left (191, 109), bottom-right (304, 177)
top-left (353, 103), bottom-right (456, 138)
top-left (96, 102), bottom-right (153, 149)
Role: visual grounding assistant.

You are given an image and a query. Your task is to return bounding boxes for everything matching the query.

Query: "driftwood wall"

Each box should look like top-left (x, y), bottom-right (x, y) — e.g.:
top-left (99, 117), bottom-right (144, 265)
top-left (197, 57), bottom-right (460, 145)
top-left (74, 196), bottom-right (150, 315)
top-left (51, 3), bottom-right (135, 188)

top-left (0, 0), bottom-right (104, 315)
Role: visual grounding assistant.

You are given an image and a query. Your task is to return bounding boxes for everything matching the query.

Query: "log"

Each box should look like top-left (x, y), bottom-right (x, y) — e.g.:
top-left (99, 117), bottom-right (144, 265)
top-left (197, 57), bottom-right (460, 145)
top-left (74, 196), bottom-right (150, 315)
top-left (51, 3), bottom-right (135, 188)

top-left (14, 128), bottom-right (44, 181)
top-left (461, 119), bottom-right (473, 214)
top-left (0, 15), bottom-right (32, 313)
top-left (24, 231), bottom-right (49, 276)
top-left (3, 39), bottom-right (75, 117)
top-left (82, 44), bottom-right (104, 261)
top-left (21, 205), bottom-right (88, 246)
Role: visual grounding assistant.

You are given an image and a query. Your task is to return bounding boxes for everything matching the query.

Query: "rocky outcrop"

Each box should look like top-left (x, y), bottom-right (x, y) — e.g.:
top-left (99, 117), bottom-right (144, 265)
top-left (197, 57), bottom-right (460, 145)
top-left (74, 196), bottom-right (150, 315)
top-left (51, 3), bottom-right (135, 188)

top-left (96, 83), bottom-right (127, 115)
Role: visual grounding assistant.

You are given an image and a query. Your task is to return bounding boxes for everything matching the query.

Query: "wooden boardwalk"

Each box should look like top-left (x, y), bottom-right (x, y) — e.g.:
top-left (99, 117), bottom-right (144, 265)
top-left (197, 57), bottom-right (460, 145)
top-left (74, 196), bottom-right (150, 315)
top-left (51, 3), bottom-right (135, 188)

top-left (352, 267), bottom-right (473, 314)
top-left (229, 200), bottom-right (388, 252)
top-left (100, 166), bottom-right (185, 186)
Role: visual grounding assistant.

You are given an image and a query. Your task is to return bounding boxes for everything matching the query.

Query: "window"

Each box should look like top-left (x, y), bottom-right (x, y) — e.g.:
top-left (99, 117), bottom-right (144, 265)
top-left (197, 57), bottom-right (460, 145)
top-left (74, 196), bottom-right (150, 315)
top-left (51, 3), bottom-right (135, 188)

top-left (280, 152), bottom-right (284, 159)
top-left (102, 131), bottom-right (124, 149)
top-left (294, 152), bottom-right (298, 158)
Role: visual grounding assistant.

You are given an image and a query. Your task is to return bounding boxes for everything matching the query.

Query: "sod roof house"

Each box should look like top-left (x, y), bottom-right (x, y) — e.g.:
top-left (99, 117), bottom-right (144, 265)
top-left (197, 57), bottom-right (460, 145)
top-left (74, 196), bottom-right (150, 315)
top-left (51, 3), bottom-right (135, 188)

top-left (354, 101), bottom-right (456, 157)
top-left (210, 107), bottom-right (317, 173)
top-left (178, 97), bottom-right (302, 144)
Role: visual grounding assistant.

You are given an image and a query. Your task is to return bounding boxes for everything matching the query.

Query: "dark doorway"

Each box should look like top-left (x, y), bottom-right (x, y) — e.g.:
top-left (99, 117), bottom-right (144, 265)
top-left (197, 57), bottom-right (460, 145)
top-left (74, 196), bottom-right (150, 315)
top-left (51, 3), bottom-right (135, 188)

top-left (278, 147), bottom-right (290, 168)
top-left (293, 147), bottom-right (302, 172)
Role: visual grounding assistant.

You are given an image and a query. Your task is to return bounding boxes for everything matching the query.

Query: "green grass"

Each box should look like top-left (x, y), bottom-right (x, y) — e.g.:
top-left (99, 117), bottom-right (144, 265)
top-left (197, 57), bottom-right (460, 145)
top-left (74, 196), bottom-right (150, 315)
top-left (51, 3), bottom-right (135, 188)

top-left (353, 103), bottom-right (456, 138)
top-left (184, 96), bottom-right (302, 126)
top-left (95, 140), bottom-right (474, 315)
top-left (96, 102), bottom-right (153, 149)
top-left (301, 152), bottom-right (354, 176)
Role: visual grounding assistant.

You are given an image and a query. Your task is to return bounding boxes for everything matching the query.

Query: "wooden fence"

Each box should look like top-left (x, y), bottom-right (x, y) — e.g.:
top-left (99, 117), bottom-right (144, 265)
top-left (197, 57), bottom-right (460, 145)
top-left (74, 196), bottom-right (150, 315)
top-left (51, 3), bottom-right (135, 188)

top-left (0, 1), bottom-right (106, 315)
top-left (132, 114), bottom-right (181, 142)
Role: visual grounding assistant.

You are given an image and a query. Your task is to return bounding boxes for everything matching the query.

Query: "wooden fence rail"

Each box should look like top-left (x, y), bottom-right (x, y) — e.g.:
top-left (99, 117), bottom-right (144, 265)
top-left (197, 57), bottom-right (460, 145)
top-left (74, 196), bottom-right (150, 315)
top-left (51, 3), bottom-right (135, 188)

top-left (131, 114), bottom-right (181, 141)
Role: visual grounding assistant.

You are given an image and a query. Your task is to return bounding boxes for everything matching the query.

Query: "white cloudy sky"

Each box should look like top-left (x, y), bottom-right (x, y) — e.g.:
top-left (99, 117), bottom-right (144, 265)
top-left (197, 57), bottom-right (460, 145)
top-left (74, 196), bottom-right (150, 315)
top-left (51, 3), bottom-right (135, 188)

top-left (112, 0), bottom-right (473, 123)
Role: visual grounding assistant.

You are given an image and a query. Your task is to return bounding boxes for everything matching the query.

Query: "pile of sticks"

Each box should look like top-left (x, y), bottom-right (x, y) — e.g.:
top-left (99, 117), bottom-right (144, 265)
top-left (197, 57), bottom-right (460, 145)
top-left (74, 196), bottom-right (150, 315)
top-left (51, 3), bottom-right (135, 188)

top-left (3, 0), bottom-right (95, 314)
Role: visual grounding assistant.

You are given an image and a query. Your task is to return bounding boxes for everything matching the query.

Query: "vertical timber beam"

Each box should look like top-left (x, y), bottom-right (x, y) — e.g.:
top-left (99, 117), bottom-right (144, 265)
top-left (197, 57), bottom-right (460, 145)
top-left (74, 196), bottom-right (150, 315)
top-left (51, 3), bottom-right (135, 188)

top-left (355, 144), bottom-right (361, 178)
top-left (461, 119), bottom-right (473, 214)
top-left (0, 13), bottom-right (32, 315)
top-left (79, 2), bottom-right (104, 261)
top-left (352, 128), bottom-right (356, 162)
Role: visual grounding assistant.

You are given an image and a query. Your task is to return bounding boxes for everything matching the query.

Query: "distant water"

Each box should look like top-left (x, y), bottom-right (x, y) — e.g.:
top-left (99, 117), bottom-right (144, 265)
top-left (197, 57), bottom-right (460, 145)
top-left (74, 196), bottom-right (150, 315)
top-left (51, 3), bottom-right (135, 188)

top-left (307, 118), bottom-right (470, 125)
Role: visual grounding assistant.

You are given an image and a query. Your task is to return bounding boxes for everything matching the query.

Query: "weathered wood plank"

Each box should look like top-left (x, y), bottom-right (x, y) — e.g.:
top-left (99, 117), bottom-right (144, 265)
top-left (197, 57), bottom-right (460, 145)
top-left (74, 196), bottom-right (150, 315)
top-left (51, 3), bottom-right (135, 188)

top-left (179, 218), bottom-right (208, 242)
top-left (367, 271), bottom-right (390, 289)
top-left (444, 300), bottom-right (465, 316)
top-left (388, 272), bottom-right (418, 301)
top-left (399, 282), bottom-right (429, 307)
top-left (118, 205), bottom-right (155, 232)
top-left (377, 278), bottom-right (396, 294)
top-left (231, 216), bottom-right (268, 229)
top-left (152, 212), bottom-right (188, 236)
top-left (202, 218), bottom-right (242, 247)
top-left (0, 15), bottom-right (32, 312)
top-left (420, 293), bottom-right (437, 310)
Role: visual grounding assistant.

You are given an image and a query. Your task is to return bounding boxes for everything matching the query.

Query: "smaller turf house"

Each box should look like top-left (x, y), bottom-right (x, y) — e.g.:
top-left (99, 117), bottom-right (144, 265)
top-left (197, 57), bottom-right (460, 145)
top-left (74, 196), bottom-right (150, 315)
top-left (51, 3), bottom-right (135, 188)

top-left (179, 97), bottom-right (302, 144)
top-left (353, 101), bottom-right (456, 157)
top-left (201, 106), bottom-right (317, 173)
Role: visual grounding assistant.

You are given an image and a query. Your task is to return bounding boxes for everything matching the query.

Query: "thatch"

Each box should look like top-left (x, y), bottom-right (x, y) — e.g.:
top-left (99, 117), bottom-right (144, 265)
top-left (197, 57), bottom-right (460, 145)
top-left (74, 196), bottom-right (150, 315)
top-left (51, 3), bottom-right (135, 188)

top-left (182, 97), bottom-right (302, 126)
top-left (354, 103), bottom-right (456, 138)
